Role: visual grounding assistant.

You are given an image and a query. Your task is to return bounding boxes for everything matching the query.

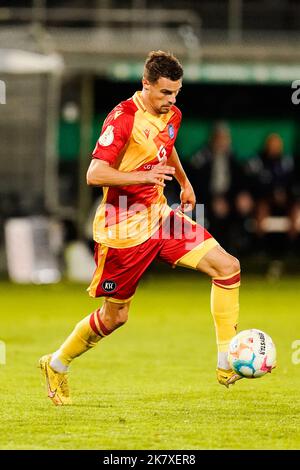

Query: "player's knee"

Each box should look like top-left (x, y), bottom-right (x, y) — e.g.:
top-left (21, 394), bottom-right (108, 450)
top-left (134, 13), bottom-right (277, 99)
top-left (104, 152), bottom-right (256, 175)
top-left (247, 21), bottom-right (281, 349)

top-left (114, 307), bottom-right (128, 328)
top-left (105, 301), bottom-right (129, 329)
top-left (231, 257), bottom-right (240, 274)
top-left (215, 255), bottom-right (240, 278)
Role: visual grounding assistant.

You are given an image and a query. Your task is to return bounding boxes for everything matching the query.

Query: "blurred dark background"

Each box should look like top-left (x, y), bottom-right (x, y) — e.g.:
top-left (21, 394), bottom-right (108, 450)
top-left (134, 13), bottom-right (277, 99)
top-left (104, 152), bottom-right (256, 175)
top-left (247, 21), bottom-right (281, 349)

top-left (1, 0), bottom-right (300, 282)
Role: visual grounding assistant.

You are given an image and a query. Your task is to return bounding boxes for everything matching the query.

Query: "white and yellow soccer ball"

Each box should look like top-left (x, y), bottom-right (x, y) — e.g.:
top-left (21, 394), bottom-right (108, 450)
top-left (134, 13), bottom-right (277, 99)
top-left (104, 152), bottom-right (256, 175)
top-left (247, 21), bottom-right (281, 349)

top-left (228, 329), bottom-right (276, 378)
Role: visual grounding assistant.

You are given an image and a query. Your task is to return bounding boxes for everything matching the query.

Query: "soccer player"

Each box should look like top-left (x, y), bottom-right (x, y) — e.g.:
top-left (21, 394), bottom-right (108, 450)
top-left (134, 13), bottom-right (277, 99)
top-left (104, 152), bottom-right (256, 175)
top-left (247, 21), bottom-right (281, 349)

top-left (39, 51), bottom-right (242, 405)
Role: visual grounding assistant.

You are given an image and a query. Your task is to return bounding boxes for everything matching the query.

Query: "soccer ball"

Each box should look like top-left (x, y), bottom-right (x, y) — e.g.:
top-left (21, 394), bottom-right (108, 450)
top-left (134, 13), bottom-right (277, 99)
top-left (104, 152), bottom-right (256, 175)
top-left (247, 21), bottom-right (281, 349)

top-left (228, 329), bottom-right (276, 378)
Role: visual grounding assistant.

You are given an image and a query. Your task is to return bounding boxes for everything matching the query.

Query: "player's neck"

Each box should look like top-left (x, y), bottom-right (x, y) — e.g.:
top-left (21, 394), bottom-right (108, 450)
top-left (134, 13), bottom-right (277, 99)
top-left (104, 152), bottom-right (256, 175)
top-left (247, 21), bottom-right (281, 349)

top-left (140, 90), bottom-right (160, 117)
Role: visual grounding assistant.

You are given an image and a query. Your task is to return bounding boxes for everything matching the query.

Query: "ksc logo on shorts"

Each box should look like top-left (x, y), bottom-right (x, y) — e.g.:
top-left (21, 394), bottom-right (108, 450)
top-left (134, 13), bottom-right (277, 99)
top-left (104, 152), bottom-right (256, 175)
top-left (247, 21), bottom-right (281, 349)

top-left (102, 280), bottom-right (117, 292)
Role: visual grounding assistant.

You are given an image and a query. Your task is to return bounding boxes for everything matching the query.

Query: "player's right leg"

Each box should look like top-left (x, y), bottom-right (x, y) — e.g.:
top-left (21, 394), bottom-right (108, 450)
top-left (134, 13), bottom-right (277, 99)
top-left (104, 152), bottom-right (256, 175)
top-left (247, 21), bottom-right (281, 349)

top-left (39, 299), bottom-right (130, 406)
top-left (39, 237), bottom-right (163, 405)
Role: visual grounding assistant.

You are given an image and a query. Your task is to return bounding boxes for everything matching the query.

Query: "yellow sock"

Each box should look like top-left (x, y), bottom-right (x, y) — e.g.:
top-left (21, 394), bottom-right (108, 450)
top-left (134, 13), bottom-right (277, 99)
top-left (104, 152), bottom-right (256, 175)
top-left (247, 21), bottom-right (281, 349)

top-left (51, 308), bottom-right (112, 368)
top-left (211, 271), bottom-right (240, 367)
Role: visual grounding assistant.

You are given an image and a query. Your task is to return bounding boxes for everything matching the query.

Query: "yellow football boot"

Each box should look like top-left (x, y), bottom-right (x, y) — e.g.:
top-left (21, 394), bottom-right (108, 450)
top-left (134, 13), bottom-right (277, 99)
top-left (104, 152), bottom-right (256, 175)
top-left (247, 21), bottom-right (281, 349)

top-left (217, 368), bottom-right (243, 388)
top-left (39, 354), bottom-right (72, 406)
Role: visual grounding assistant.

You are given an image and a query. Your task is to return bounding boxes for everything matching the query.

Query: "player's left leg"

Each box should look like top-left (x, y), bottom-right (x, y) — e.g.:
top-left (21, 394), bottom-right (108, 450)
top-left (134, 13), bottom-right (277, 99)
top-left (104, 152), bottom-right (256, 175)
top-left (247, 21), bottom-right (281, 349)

top-left (195, 245), bottom-right (241, 387)
top-left (158, 210), bottom-right (241, 388)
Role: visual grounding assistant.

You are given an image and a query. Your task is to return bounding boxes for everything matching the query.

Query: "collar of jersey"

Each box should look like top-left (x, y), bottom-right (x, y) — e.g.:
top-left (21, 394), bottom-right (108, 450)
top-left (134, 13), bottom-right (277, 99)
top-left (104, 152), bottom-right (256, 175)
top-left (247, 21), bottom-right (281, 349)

top-left (133, 91), bottom-right (174, 131)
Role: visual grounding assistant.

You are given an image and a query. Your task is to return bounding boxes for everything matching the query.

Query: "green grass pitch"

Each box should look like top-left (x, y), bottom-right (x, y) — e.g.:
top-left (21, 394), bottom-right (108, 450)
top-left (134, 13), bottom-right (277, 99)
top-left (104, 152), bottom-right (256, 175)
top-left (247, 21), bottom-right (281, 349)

top-left (0, 271), bottom-right (299, 450)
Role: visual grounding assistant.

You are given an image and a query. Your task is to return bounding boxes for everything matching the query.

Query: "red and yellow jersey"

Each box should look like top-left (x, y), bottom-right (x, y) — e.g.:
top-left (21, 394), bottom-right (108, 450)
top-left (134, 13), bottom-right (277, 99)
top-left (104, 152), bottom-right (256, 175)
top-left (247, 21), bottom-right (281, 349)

top-left (92, 91), bottom-right (182, 248)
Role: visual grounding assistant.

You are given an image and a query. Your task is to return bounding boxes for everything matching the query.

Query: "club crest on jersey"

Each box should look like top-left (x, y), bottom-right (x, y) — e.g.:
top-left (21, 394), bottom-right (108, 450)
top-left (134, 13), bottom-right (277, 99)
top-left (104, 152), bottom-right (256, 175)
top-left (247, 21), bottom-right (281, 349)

top-left (102, 280), bottom-right (117, 292)
top-left (168, 123), bottom-right (175, 139)
top-left (98, 125), bottom-right (114, 146)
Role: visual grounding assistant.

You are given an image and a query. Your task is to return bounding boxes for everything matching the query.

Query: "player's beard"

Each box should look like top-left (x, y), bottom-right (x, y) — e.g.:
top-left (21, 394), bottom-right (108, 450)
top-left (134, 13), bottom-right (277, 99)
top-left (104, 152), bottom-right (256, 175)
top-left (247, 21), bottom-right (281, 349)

top-left (159, 105), bottom-right (171, 114)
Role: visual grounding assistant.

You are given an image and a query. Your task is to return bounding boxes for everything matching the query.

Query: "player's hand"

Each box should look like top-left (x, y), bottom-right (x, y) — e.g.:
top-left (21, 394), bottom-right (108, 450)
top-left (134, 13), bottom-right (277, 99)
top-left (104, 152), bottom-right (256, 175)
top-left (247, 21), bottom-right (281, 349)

top-left (142, 158), bottom-right (175, 187)
top-left (180, 181), bottom-right (196, 211)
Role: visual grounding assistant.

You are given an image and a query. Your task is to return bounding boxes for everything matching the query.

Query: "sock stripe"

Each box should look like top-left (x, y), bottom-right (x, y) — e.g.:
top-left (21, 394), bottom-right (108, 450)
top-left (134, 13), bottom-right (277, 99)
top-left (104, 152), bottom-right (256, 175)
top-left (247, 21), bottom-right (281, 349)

top-left (89, 312), bottom-right (104, 336)
top-left (93, 309), bottom-right (103, 335)
top-left (213, 272), bottom-right (240, 288)
top-left (89, 308), bottom-right (114, 337)
top-left (96, 309), bottom-right (112, 336)
top-left (212, 269), bottom-right (241, 281)
top-left (213, 281), bottom-right (240, 290)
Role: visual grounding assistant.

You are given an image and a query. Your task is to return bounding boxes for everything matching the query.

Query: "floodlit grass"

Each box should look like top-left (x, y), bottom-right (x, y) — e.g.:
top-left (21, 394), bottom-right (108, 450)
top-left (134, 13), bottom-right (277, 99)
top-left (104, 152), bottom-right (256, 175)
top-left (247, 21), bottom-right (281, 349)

top-left (0, 272), bottom-right (299, 449)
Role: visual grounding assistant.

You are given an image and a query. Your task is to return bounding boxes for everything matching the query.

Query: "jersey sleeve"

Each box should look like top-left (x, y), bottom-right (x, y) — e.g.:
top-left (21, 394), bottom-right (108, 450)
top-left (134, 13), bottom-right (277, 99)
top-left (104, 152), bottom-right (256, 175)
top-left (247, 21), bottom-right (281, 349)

top-left (92, 109), bottom-right (134, 165)
top-left (169, 105), bottom-right (182, 149)
top-left (172, 105), bottom-right (182, 133)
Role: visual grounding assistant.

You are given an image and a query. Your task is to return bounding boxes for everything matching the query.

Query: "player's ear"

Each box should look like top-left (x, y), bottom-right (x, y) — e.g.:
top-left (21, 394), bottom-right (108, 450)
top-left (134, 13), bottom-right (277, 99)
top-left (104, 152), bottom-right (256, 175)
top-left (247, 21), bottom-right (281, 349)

top-left (142, 78), bottom-right (150, 90)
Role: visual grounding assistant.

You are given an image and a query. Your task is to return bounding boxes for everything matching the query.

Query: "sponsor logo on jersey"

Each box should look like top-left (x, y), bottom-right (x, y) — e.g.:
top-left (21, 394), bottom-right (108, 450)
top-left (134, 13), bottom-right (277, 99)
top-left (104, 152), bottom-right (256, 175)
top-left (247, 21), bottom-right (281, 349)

top-left (156, 144), bottom-right (167, 161)
top-left (168, 123), bottom-right (175, 139)
top-left (98, 125), bottom-right (114, 146)
top-left (102, 280), bottom-right (117, 292)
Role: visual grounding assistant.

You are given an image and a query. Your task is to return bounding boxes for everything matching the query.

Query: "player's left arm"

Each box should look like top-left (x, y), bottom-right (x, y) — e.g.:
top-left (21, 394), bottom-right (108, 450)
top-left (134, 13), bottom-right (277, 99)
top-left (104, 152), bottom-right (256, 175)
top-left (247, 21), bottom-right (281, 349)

top-left (169, 147), bottom-right (196, 211)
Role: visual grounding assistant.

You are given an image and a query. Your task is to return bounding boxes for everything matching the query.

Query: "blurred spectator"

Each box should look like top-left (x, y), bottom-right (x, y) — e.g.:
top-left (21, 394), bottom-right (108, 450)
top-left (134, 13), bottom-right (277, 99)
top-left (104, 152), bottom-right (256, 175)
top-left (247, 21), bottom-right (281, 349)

top-left (187, 122), bottom-right (252, 253)
top-left (244, 133), bottom-right (300, 257)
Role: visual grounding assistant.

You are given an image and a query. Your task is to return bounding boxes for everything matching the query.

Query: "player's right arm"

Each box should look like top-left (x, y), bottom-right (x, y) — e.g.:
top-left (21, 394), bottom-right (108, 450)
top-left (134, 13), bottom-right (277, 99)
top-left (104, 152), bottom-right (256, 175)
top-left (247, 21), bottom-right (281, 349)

top-left (87, 158), bottom-right (175, 188)
top-left (87, 105), bottom-right (174, 187)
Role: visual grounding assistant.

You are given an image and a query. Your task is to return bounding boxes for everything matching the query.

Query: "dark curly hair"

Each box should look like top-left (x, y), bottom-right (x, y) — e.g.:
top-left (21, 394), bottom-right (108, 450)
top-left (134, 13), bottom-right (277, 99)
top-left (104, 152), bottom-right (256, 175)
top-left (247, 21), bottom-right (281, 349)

top-left (144, 50), bottom-right (183, 84)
